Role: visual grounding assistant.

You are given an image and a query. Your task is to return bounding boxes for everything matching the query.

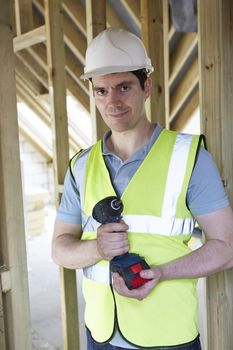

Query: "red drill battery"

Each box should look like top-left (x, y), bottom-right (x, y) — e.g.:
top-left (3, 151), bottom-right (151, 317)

top-left (110, 253), bottom-right (151, 290)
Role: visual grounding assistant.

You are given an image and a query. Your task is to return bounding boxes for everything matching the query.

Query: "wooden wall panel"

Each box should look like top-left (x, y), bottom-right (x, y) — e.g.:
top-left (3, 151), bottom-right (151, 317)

top-left (198, 1), bottom-right (233, 349)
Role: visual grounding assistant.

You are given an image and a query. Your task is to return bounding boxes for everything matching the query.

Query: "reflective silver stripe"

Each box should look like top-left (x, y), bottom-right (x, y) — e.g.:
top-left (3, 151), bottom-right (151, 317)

top-left (123, 215), bottom-right (195, 236)
top-left (83, 216), bottom-right (195, 284)
top-left (83, 264), bottom-right (110, 284)
top-left (162, 134), bottom-right (193, 218)
top-left (72, 147), bottom-right (92, 213)
top-left (83, 214), bottom-right (195, 236)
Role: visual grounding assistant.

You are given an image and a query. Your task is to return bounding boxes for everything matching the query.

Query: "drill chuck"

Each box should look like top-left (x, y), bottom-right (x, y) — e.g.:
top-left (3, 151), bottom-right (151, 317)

top-left (92, 196), bottom-right (123, 224)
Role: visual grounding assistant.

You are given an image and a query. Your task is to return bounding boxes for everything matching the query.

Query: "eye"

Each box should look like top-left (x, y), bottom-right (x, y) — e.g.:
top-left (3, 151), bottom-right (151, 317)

top-left (120, 85), bottom-right (130, 92)
top-left (95, 88), bottom-right (107, 96)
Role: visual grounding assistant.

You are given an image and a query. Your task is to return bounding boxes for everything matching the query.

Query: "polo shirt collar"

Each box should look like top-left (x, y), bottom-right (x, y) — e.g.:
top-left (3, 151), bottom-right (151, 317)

top-left (102, 123), bottom-right (163, 160)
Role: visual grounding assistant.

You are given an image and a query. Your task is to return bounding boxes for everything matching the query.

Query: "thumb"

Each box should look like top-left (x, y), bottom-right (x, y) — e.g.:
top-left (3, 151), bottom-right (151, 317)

top-left (140, 267), bottom-right (162, 280)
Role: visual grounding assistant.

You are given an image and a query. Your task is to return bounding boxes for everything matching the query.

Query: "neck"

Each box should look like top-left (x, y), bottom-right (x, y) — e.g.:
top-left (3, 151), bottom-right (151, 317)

top-left (107, 119), bottom-right (155, 160)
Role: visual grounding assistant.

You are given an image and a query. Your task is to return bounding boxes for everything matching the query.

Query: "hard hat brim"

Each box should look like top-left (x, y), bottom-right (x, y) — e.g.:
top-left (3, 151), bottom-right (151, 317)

top-left (80, 65), bottom-right (154, 80)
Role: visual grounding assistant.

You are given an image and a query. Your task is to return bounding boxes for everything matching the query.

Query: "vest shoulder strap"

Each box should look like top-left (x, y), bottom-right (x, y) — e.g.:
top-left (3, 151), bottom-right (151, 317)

top-left (69, 146), bottom-right (93, 181)
top-left (193, 134), bottom-right (207, 168)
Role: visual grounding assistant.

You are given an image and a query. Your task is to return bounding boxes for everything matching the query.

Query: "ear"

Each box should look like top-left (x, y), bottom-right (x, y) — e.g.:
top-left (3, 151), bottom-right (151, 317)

top-left (144, 78), bottom-right (152, 99)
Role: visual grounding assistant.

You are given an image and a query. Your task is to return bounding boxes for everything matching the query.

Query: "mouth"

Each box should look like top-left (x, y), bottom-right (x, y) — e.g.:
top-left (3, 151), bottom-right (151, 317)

top-left (107, 110), bottom-right (129, 118)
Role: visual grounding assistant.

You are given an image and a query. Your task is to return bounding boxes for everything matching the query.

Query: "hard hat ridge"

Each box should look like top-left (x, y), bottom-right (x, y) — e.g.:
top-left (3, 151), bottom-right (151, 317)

top-left (80, 28), bottom-right (154, 80)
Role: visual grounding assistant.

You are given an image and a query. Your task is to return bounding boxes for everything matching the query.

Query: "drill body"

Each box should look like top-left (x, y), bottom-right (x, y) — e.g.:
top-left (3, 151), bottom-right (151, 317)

top-left (92, 196), bottom-right (151, 289)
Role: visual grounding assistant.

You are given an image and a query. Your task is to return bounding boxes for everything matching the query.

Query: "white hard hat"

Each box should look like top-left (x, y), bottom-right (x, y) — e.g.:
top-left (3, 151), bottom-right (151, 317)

top-left (80, 28), bottom-right (154, 80)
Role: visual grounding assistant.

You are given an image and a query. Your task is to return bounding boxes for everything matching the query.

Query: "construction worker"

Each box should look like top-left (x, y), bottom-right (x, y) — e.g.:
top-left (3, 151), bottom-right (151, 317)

top-left (52, 28), bottom-right (233, 350)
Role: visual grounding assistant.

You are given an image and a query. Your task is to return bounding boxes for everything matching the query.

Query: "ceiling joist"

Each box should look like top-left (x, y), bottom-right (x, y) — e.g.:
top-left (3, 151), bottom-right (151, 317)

top-left (170, 32), bottom-right (198, 86)
top-left (18, 121), bottom-right (53, 161)
top-left (170, 57), bottom-right (198, 121)
top-left (15, 55), bottom-right (47, 95)
top-left (13, 25), bottom-right (46, 52)
top-left (120, 0), bottom-right (141, 29)
top-left (62, 0), bottom-right (86, 36)
top-left (16, 74), bottom-right (51, 125)
top-left (16, 49), bottom-right (48, 88)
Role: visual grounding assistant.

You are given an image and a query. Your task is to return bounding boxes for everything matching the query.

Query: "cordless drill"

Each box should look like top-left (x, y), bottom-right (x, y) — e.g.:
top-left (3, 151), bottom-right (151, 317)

top-left (92, 196), bottom-right (151, 290)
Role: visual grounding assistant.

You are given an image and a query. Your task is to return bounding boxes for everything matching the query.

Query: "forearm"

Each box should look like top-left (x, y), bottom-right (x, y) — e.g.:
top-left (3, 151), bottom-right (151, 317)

top-left (158, 239), bottom-right (233, 281)
top-left (52, 234), bottom-right (101, 269)
top-left (158, 207), bottom-right (233, 281)
top-left (52, 220), bottom-right (129, 269)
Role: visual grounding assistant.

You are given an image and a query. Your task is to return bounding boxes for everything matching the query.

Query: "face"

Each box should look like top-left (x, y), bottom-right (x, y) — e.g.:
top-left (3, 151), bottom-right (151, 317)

top-left (92, 72), bottom-right (152, 133)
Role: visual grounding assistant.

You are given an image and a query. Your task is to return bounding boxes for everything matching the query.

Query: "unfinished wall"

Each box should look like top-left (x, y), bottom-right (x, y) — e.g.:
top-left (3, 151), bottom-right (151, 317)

top-left (19, 135), bottom-right (54, 236)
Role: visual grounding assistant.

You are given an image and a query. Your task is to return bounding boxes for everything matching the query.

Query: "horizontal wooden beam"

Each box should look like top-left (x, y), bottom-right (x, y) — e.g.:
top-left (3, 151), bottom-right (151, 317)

top-left (13, 25), bottom-right (46, 52)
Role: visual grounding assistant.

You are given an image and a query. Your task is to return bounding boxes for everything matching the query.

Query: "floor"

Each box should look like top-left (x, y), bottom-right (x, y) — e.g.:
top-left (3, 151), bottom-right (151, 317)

top-left (27, 207), bottom-right (86, 350)
top-left (27, 207), bottom-right (206, 350)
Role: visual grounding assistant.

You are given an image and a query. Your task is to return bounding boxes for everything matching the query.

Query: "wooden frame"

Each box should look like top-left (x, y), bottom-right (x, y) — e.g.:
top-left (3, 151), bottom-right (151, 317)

top-left (0, 1), bottom-right (31, 348)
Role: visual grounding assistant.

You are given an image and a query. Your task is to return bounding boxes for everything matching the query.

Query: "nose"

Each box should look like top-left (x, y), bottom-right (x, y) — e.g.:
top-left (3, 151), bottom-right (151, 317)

top-left (106, 90), bottom-right (125, 113)
top-left (107, 89), bottom-right (120, 104)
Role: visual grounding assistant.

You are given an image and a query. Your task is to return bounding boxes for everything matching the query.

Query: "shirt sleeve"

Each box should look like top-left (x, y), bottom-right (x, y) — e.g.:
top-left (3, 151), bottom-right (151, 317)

top-left (187, 146), bottom-right (229, 216)
top-left (56, 167), bottom-right (82, 224)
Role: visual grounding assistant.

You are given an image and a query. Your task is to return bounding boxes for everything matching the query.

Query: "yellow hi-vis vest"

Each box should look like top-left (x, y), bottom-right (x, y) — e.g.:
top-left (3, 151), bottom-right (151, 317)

top-left (75, 129), bottom-right (203, 348)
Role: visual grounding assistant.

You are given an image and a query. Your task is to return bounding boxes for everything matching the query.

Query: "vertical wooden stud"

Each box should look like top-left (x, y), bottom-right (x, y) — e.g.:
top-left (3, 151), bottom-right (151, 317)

top-left (44, 1), bottom-right (80, 349)
top-left (85, 0), bottom-right (107, 142)
top-left (140, 0), bottom-right (169, 127)
top-left (198, 1), bottom-right (233, 349)
top-left (0, 1), bottom-right (31, 348)
top-left (14, 0), bottom-right (33, 35)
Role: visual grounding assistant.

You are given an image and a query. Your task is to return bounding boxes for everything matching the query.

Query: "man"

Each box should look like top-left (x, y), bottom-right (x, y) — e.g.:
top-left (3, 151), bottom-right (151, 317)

top-left (52, 28), bottom-right (233, 350)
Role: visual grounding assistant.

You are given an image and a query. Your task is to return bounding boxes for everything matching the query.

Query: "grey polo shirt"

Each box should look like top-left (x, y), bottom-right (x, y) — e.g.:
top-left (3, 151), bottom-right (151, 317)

top-left (57, 124), bottom-right (229, 224)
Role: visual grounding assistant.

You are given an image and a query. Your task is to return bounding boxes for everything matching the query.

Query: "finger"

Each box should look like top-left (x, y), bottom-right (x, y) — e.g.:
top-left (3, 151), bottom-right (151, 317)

top-left (112, 273), bottom-right (157, 300)
top-left (97, 233), bottom-right (129, 248)
top-left (99, 222), bottom-right (129, 233)
top-left (97, 238), bottom-right (129, 260)
top-left (140, 267), bottom-right (161, 280)
top-left (97, 234), bottom-right (129, 249)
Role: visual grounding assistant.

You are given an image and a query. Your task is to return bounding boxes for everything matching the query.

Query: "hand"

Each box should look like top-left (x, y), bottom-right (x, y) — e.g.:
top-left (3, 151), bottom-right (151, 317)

top-left (96, 221), bottom-right (129, 260)
top-left (112, 266), bottom-right (162, 301)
